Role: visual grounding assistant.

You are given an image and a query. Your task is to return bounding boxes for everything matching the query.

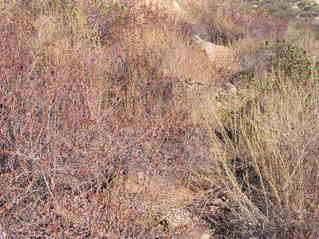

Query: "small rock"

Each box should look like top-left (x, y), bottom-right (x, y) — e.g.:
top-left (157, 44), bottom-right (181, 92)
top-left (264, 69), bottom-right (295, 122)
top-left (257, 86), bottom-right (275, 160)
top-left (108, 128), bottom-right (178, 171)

top-left (201, 233), bottom-right (211, 239)
top-left (183, 23), bottom-right (238, 44)
top-left (164, 208), bottom-right (193, 228)
top-left (192, 35), bottom-right (238, 70)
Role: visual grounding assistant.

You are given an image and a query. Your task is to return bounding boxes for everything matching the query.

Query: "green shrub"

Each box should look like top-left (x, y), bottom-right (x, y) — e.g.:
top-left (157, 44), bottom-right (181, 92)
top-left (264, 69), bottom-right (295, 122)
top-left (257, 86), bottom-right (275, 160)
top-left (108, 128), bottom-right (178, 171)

top-left (270, 40), bottom-right (312, 81)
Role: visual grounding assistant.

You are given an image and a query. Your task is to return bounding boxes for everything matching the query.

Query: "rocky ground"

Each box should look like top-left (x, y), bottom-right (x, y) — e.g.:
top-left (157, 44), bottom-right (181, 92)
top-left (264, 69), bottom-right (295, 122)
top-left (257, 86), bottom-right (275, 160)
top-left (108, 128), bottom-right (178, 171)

top-left (242, 0), bottom-right (319, 22)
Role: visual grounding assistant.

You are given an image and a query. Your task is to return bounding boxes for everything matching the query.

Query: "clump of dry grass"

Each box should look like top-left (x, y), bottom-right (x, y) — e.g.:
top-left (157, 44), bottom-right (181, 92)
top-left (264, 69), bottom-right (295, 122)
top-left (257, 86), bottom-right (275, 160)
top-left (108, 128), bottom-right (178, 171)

top-left (206, 68), bottom-right (319, 238)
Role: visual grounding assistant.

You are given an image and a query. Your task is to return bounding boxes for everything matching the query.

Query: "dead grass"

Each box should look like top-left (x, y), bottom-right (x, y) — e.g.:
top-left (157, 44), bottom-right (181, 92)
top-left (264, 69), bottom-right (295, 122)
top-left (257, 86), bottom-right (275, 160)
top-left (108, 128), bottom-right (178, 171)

top-left (0, 0), bottom-right (319, 238)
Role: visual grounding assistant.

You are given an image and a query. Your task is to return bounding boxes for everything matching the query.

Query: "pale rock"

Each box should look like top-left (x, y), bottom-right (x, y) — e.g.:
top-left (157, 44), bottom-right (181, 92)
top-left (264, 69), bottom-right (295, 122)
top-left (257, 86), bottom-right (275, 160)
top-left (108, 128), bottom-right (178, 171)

top-left (192, 35), bottom-right (238, 70)
top-left (124, 170), bottom-right (213, 237)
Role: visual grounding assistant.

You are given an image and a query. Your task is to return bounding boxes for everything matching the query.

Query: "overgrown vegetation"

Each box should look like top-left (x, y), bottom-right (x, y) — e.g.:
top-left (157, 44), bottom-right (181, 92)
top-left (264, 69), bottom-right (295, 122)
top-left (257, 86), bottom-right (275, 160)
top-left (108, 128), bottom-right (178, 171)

top-left (0, 0), bottom-right (318, 238)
